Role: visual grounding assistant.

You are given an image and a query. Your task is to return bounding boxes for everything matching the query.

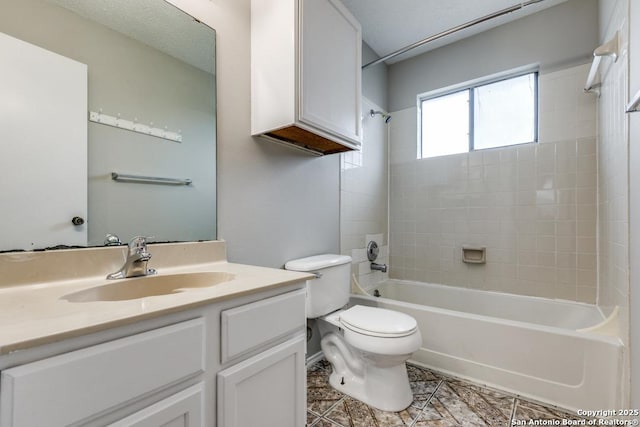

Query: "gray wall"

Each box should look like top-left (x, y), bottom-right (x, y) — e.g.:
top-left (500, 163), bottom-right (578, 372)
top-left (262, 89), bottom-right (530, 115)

top-left (362, 42), bottom-right (388, 111)
top-left (388, 0), bottom-right (599, 111)
top-left (168, 0), bottom-right (340, 268)
top-left (219, 144), bottom-right (340, 267)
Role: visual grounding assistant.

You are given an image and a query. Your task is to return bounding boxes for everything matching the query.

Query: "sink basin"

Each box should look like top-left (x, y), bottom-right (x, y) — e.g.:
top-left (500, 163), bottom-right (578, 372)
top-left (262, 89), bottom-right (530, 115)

top-left (62, 272), bottom-right (236, 302)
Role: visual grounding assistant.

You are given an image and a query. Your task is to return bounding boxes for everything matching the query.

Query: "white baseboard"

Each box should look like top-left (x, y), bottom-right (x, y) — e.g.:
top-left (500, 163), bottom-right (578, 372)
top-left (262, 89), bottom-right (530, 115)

top-left (306, 350), bottom-right (324, 367)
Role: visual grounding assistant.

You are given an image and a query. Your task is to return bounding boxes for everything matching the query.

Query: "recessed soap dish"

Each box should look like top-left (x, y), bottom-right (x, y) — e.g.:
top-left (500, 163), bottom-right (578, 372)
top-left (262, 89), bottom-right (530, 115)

top-left (462, 246), bottom-right (486, 264)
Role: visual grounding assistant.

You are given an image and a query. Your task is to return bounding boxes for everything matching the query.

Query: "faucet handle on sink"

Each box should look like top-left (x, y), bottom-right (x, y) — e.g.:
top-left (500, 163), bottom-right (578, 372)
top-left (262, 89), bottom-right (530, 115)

top-left (104, 233), bottom-right (122, 246)
top-left (128, 236), bottom-right (154, 255)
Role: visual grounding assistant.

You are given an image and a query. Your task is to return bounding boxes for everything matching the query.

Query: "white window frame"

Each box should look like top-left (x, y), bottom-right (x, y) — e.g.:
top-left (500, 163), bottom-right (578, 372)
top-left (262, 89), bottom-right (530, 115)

top-left (416, 65), bottom-right (539, 159)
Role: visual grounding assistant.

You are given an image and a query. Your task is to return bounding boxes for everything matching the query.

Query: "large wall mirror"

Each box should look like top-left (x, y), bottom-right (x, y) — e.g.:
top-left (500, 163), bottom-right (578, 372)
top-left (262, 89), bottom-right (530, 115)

top-left (0, 0), bottom-right (216, 252)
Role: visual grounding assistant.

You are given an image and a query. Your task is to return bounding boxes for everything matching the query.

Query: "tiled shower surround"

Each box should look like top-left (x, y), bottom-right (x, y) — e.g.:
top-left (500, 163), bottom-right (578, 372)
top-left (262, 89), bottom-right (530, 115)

top-left (388, 64), bottom-right (598, 303)
top-left (341, 98), bottom-right (390, 288)
top-left (597, 0), bottom-right (630, 398)
top-left (598, 0), bottom-right (629, 333)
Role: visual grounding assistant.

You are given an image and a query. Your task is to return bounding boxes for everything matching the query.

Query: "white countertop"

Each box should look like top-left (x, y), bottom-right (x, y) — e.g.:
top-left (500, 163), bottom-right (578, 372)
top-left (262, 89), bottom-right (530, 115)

top-left (0, 241), bottom-right (311, 354)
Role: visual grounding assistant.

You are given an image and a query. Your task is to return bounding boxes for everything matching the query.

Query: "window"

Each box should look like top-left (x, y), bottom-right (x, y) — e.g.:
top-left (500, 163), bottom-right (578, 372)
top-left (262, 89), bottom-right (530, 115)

top-left (419, 71), bottom-right (538, 159)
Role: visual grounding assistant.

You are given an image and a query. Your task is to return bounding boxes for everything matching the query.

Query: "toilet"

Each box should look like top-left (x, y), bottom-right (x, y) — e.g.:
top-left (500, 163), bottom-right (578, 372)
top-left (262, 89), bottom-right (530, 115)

top-left (285, 254), bottom-right (421, 412)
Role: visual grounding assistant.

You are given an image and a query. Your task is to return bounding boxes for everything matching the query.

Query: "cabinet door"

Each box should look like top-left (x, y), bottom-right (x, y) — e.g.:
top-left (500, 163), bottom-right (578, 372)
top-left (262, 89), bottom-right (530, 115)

top-left (300, 0), bottom-right (362, 146)
top-left (217, 334), bottom-right (306, 427)
top-left (108, 383), bottom-right (204, 427)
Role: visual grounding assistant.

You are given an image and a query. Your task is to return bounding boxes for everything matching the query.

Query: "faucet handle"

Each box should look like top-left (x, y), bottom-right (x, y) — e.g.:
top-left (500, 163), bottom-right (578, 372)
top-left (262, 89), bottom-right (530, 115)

top-left (104, 233), bottom-right (122, 246)
top-left (128, 236), bottom-right (154, 254)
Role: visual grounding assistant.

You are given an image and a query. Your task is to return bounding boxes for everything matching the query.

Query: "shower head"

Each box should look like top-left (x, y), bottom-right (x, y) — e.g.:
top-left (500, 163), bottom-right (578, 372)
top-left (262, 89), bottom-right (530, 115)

top-left (370, 109), bottom-right (392, 123)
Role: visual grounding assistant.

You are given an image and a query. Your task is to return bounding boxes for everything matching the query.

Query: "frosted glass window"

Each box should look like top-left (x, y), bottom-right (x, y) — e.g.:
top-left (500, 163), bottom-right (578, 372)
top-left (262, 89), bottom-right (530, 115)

top-left (421, 91), bottom-right (469, 158)
top-left (419, 71), bottom-right (537, 159)
top-left (474, 73), bottom-right (536, 150)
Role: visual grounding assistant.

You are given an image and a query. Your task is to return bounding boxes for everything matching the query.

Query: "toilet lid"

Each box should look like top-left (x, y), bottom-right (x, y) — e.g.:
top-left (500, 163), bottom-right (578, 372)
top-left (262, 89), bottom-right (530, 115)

top-left (339, 306), bottom-right (418, 338)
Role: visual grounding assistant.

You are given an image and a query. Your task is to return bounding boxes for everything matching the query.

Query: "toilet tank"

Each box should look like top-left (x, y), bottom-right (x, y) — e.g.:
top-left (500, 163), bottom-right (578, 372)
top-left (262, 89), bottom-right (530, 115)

top-left (285, 254), bottom-right (352, 318)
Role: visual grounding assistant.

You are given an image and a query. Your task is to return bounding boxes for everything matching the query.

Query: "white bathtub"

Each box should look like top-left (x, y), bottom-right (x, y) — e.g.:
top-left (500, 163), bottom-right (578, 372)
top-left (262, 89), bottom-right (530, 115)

top-left (349, 279), bottom-right (623, 412)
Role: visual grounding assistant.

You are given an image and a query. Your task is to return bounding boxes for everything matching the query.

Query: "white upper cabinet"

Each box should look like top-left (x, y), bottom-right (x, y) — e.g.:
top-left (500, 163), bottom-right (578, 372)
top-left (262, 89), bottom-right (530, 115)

top-left (251, 0), bottom-right (362, 155)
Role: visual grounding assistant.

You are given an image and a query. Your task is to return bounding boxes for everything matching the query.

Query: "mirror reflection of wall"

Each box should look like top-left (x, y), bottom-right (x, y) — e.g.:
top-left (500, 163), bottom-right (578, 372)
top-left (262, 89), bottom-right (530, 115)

top-left (0, 0), bottom-right (216, 251)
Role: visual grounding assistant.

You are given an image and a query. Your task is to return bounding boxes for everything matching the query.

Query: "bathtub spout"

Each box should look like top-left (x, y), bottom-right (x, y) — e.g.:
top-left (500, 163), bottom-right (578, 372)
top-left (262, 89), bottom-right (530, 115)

top-left (371, 262), bottom-right (387, 273)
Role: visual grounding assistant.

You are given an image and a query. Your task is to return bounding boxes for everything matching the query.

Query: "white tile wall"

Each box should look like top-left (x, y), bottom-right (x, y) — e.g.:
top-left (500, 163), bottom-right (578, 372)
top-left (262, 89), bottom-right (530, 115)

top-left (387, 63), bottom-right (598, 302)
top-left (596, 0), bottom-right (631, 407)
top-left (598, 0), bottom-right (630, 331)
top-left (341, 98), bottom-right (389, 289)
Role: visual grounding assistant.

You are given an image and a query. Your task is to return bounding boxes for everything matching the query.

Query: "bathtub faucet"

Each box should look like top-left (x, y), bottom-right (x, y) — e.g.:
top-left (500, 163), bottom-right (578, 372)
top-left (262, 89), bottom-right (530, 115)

top-left (370, 262), bottom-right (387, 273)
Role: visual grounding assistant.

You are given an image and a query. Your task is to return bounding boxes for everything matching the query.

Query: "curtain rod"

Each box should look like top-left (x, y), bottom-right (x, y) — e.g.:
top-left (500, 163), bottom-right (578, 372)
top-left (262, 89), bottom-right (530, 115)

top-left (362, 0), bottom-right (547, 69)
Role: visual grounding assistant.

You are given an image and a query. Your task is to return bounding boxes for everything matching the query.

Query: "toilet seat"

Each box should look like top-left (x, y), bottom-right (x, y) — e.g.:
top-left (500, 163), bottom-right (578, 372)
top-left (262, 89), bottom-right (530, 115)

top-left (339, 306), bottom-right (418, 338)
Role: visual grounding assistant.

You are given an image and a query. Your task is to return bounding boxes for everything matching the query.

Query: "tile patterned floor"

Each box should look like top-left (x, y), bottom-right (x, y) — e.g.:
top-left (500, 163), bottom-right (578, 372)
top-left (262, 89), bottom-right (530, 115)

top-left (307, 359), bottom-right (581, 427)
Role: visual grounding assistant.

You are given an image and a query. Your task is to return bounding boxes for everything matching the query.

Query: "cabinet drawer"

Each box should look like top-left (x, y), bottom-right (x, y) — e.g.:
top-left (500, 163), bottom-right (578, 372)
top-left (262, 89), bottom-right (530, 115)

top-left (221, 289), bottom-right (305, 363)
top-left (0, 318), bottom-right (204, 427)
top-left (109, 382), bottom-right (204, 427)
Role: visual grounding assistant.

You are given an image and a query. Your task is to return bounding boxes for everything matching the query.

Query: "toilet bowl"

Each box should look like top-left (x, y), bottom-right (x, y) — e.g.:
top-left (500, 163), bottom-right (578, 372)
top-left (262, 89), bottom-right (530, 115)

top-left (318, 306), bottom-right (422, 412)
top-left (284, 254), bottom-right (422, 412)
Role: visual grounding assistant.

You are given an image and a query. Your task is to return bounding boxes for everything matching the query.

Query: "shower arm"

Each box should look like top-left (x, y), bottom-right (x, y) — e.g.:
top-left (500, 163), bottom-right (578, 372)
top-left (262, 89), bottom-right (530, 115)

top-left (370, 109), bottom-right (392, 123)
top-left (363, 0), bottom-right (547, 69)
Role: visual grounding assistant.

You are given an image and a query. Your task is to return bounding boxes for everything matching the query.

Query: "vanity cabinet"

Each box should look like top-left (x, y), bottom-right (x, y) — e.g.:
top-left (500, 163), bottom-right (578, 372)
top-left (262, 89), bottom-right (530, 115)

top-left (217, 290), bottom-right (306, 427)
top-left (0, 319), bottom-right (205, 427)
top-left (251, 0), bottom-right (362, 155)
top-left (0, 284), bottom-right (306, 427)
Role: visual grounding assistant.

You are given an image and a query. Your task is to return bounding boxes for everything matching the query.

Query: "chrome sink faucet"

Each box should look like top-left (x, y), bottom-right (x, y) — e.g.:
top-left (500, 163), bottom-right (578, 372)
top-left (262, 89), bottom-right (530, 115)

top-left (107, 236), bottom-right (157, 279)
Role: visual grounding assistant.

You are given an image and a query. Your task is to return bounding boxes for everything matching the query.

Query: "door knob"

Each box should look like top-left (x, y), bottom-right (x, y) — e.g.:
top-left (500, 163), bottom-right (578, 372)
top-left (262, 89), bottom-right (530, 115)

top-left (71, 216), bottom-right (85, 226)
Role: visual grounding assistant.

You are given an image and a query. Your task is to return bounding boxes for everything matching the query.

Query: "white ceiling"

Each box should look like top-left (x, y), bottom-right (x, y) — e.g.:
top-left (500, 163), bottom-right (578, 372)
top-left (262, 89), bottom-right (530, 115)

top-left (340, 0), bottom-right (570, 65)
top-left (46, 0), bottom-right (215, 75)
